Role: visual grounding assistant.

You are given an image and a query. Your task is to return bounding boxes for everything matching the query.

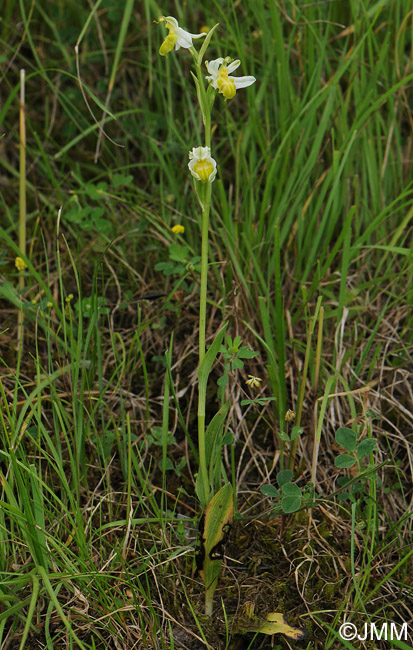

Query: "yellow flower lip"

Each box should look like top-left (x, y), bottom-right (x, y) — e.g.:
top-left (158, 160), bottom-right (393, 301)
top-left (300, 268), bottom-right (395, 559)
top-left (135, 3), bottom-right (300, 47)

top-left (193, 159), bottom-right (215, 183)
top-left (217, 66), bottom-right (236, 99)
top-left (188, 146), bottom-right (217, 183)
top-left (159, 33), bottom-right (178, 56)
top-left (158, 15), bottom-right (206, 56)
top-left (172, 224), bottom-right (185, 234)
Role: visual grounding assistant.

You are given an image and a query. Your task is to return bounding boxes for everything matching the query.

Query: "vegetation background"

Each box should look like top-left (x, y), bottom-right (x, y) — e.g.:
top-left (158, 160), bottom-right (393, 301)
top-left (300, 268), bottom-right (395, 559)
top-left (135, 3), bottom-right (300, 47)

top-left (0, 0), bottom-right (412, 649)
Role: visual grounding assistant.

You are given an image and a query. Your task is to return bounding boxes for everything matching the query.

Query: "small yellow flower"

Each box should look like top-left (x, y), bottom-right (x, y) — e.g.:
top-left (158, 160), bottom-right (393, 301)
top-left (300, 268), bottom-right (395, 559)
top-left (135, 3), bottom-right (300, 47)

top-left (216, 66), bottom-right (237, 99)
top-left (46, 301), bottom-right (53, 309)
top-left (200, 25), bottom-right (210, 34)
top-left (246, 375), bottom-right (262, 388)
top-left (172, 224), bottom-right (185, 235)
top-left (158, 16), bottom-right (206, 56)
top-left (65, 293), bottom-right (74, 303)
top-left (15, 256), bottom-right (27, 271)
top-left (285, 409), bottom-right (295, 422)
top-left (188, 146), bottom-right (217, 183)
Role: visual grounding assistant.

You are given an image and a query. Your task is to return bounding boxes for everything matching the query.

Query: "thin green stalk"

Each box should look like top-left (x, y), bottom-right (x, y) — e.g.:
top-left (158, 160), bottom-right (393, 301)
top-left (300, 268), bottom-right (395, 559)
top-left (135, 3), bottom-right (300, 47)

top-left (313, 305), bottom-right (324, 397)
top-left (18, 69), bottom-right (26, 274)
top-left (94, 0), bottom-right (135, 161)
top-left (37, 567), bottom-right (89, 650)
top-left (194, 63), bottom-right (211, 148)
top-left (192, 51), bottom-right (214, 507)
top-left (198, 184), bottom-right (212, 364)
top-left (136, 309), bottom-right (150, 432)
top-left (161, 337), bottom-right (173, 516)
top-left (289, 317), bottom-right (313, 471)
top-left (122, 414), bottom-right (133, 559)
top-left (273, 225), bottom-right (287, 432)
top-left (18, 570), bottom-right (39, 650)
top-left (291, 296), bottom-right (323, 471)
top-left (350, 502), bottom-right (368, 615)
top-left (311, 305), bottom-right (324, 484)
top-left (17, 68), bottom-right (26, 349)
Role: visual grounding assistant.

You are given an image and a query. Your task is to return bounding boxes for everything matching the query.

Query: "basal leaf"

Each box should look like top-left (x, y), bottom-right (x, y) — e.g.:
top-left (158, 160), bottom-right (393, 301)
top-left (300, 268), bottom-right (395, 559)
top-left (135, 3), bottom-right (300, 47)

top-left (242, 612), bottom-right (307, 641)
top-left (198, 483), bottom-right (233, 615)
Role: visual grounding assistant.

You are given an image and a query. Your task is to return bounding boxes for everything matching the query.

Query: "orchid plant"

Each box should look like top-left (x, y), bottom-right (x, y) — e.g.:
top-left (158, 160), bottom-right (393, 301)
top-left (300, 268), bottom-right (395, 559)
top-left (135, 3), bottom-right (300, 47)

top-left (157, 14), bottom-right (255, 616)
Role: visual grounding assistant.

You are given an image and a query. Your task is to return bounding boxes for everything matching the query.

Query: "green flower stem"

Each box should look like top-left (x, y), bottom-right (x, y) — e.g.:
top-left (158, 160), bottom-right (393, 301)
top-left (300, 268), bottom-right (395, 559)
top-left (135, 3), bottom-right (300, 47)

top-left (197, 181), bottom-right (212, 506)
top-left (192, 53), bottom-right (213, 506)
top-left (198, 183), bottom-right (212, 364)
top-left (19, 69), bottom-right (26, 272)
top-left (17, 68), bottom-right (27, 350)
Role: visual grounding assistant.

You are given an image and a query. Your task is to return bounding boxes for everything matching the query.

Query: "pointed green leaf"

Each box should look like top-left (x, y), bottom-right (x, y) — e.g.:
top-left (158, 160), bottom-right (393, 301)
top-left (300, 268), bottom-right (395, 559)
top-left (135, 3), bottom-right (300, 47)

top-left (197, 23), bottom-right (220, 67)
top-left (190, 70), bottom-right (205, 123)
top-left (198, 323), bottom-right (228, 396)
top-left (290, 426), bottom-right (304, 441)
top-left (205, 401), bottom-right (230, 468)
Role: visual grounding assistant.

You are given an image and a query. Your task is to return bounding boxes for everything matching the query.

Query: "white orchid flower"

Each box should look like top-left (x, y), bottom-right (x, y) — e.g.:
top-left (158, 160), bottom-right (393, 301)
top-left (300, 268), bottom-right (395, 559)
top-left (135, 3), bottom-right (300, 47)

top-left (205, 58), bottom-right (256, 99)
top-left (158, 16), bottom-right (206, 56)
top-left (188, 146), bottom-right (217, 183)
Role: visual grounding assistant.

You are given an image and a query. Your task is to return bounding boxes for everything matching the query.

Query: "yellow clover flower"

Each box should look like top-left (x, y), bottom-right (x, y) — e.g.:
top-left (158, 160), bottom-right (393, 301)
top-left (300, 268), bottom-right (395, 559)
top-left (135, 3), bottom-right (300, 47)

top-left (158, 16), bottom-right (206, 56)
top-left (188, 146), bottom-right (217, 183)
top-left (172, 224), bottom-right (185, 234)
top-left (246, 375), bottom-right (262, 388)
top-left (205, 58), bottom-right (256, 100)
top-left (15, 256), bottom-right (27, 271)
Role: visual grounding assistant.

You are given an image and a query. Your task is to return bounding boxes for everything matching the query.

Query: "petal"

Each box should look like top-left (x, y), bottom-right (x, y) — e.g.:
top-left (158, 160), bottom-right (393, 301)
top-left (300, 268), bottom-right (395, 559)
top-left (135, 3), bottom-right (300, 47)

top-left (176, 26), bottom-right (206, 49)
top-left (205, 75), bottom-right (219, 89)
top-left (190, 145), bottom-right (211, 160)
top-left (188, 158), bottom-right (201, 181)
top-left (232, 75), bottom-right (256, 89)
top-left (163, 16), bottom-right (179, 30)
top-left (208, 161), bottom-right (217, 182)
top-left (189, 31), bottom-right (208, 39)
top-left (206, 58), bottom-right (224, 76)
top-left (226, 59), bottom-right (241, 74)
